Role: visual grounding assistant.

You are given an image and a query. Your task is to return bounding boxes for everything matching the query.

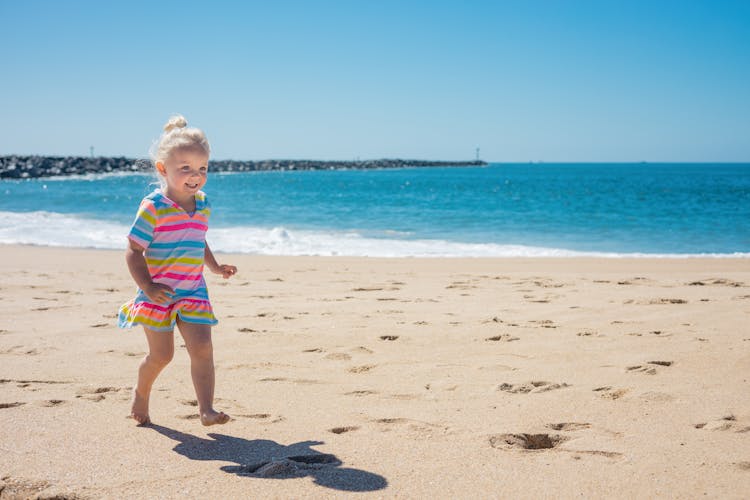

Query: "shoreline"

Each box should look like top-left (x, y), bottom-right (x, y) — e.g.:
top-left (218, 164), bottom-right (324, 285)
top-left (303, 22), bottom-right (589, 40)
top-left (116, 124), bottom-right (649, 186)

top-left (2, 242), bottom-right (749, 262)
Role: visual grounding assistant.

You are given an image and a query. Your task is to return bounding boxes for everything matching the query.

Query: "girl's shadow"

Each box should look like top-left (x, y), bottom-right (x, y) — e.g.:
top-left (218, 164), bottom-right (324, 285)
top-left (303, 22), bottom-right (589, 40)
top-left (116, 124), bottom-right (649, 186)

top-left (149, 424), bottom-right (387, 492)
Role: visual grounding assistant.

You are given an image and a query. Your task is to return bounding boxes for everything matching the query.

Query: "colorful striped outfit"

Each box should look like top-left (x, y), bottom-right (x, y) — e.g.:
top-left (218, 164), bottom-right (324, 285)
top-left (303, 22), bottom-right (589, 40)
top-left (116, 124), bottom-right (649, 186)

top-left (118, 189), bottom-right (218, 332)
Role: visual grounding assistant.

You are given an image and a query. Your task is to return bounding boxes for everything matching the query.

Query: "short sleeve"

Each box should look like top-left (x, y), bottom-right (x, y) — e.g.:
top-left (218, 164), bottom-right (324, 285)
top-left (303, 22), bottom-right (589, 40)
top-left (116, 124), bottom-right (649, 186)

top-left (196, 191), bottom-right (210, 211)
top-left (127, 199), bottom-right (157, 249)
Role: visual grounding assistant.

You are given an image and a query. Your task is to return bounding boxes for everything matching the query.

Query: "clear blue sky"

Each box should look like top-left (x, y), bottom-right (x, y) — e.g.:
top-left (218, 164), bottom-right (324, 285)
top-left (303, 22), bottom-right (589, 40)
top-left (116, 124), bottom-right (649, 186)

top-left (1, 0), bottom-right (748, 161)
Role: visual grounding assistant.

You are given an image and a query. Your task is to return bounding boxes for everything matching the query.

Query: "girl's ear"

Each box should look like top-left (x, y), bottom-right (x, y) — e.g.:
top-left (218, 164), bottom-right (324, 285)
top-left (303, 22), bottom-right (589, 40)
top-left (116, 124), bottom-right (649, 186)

top-left (155, 161), bottom-right (166, 176)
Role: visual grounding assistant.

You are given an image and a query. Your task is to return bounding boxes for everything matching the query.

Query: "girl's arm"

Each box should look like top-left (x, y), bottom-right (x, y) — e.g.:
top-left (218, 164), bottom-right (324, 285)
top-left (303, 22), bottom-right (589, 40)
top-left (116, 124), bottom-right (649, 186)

top-left (205, 243), bottom-right (237, 279)
top-left (125, 239), bottom-right (174, 303)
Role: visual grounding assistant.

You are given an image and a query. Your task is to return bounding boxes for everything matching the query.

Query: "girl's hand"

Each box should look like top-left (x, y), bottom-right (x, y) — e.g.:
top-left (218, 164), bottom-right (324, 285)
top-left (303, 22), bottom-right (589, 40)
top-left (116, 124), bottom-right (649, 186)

top-left (215, 264), bottom-right (237, 279)
top-left (144, 282), bottom-right (175, 304)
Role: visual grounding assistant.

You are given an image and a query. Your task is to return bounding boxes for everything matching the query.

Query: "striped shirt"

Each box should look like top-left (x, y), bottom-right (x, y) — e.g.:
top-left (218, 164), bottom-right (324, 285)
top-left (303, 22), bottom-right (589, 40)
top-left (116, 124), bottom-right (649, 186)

top-left (128, 189), bottom-right (211, 296)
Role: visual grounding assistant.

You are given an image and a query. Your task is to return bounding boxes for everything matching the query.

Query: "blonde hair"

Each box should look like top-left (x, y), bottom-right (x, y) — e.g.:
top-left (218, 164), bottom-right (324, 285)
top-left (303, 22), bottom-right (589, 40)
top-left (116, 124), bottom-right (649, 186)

top-left (150, 114), bottom-right (211, 166)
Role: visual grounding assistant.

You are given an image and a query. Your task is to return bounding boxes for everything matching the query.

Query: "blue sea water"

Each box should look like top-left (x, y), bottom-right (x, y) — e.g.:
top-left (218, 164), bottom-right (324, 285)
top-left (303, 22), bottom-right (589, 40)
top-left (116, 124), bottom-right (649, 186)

top-left (1, 163), bottom-right (749, 257)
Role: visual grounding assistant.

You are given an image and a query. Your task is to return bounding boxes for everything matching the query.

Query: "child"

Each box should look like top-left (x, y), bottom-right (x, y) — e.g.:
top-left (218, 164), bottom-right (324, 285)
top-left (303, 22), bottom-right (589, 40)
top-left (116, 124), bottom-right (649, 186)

top-left (118, 115), bottom-right (237, 426)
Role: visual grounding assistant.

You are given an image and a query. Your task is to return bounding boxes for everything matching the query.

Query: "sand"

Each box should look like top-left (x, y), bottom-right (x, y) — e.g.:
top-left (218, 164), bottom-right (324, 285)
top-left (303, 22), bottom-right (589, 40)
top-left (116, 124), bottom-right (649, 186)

top-left (1, 244), bottom-right (749, 498)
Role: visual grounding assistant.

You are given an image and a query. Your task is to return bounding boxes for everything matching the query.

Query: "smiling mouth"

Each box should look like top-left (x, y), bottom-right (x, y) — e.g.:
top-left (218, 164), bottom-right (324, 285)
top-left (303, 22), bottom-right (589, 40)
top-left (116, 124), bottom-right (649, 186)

top-left (186, 183), bottom-right (199, 189)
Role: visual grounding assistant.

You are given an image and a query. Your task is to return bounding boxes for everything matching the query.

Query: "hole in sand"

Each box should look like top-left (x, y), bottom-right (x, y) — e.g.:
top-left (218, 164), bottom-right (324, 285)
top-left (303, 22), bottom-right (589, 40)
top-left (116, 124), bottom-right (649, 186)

top-left (490, 433), bottom-right (567, 450)
top-left (287, 453), bottom-right (340, 464)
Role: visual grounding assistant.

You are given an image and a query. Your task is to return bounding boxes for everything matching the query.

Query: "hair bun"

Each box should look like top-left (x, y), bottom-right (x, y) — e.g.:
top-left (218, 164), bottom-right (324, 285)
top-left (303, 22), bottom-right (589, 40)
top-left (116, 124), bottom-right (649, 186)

top-left (163, 115), bottom-right (188, 133)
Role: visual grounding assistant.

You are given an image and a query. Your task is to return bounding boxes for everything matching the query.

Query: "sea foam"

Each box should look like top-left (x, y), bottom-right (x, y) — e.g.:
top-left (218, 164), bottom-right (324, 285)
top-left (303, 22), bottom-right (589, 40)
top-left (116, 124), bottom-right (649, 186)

top-left (1, 211), bottom-right (747, 258)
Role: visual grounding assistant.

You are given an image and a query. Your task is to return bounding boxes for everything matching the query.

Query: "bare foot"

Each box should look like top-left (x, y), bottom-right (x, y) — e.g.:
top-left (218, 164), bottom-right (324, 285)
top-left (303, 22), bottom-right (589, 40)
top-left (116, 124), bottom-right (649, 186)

top-left (130, 387), bottom-right (151, 426)
top-left (201, 409), bottom-right (230, 426)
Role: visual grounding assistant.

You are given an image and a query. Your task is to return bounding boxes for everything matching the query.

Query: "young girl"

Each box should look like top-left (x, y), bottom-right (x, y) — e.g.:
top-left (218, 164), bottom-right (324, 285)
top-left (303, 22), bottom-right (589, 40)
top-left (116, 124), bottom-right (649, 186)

top-left (118, 115), bottom-right (237, 426)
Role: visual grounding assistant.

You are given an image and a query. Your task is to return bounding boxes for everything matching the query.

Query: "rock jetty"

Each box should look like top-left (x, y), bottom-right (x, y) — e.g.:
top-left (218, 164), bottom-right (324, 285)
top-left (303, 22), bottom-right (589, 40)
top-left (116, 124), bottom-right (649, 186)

top-left (0, 156), bottom-right (487, 179)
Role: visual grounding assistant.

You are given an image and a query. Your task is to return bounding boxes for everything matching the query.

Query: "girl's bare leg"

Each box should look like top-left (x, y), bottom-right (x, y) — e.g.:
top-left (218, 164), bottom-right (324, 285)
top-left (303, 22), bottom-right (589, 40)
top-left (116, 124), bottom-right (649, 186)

top-left (131, 327), bottom-right (174, 425)
top-left (177, 318), bottom-right (230, 426)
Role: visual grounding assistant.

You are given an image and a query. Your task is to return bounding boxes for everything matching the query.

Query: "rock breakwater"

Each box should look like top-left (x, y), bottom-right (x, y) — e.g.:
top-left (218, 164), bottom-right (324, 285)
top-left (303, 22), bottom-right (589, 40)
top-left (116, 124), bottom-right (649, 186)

top-left (0, 155), bottom-right (487, 179)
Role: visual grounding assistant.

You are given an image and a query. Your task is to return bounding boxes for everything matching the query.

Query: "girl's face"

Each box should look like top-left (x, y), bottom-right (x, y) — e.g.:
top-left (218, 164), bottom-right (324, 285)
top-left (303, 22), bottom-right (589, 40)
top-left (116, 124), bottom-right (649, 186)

top-left (156, 147), bottom-right (209, 199)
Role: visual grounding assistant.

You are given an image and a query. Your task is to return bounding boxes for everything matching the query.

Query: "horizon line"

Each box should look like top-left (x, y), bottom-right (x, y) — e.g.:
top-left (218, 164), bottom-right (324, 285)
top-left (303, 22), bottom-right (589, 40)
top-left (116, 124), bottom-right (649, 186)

top-left (1, 154), bottom-right (749, 165)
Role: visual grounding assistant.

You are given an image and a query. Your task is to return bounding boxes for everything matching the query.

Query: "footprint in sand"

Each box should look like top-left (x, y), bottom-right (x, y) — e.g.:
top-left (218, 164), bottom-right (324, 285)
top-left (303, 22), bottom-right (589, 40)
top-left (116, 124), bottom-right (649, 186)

top-left (446, 281), bottom-right (478, 290)
top-left (593, 386), bottom-right (630, 400)
top-left (528, 319), bottom-right (558, 328)
top-left (76, 386), bottom-right (122, 402)
top-left (325, 352), bottom-right (352, 361)
top-left (348, 365), bottom-right (376, 374)
top-left (371, 417), bottom-right (445, 437)
top-left (688, 278), bottom-right (744, 287)
top-left (632, 298), bottom-right (688, 305)
top-left (379, 335), bottom-right (399, 341)
top-left (547, 422), bottom-right (592, 431)
top-left (626, 365), bottom-right (657, 375)
top-left (638, 391), bottom-right (675, 402)
top-left (259, 377), bottom-right (323, 385)
top-left (40, 399), bottom-right (66, 407)
top-left (486, 335), bottom-right (520, 342)
top-left (0, 477), bottom-right (76, 500)
top-left (0, 346), bottom-right (45, 356)
top-left (387, 393), bottom-right (421, 400)
top-left (626, 330), bottom-right (672, 338)
top-left (0, 402), bottom-right (26, 409)
top-left (525, 296), bottom-right (553, 303)
top-left (374, 417), bottom-right (405, 425)
top-left (344, 390), bottom-right (378, 397)
top-left (425, 382), bottom-right (459, 391)
top-left (351, 346), bottom-right (374, 354)
top-left (577, 330), bottom-right (600, 337)
top-left (695, 415), bottom-right (750, 433)
top-left (233, 414), bottom-right (284, 423)
top-left (483, 317), bottom-right (505, 324)
top-left (329, 426), bottom-right (359, 434)
top-left (497, 381), bottom-right (570, 394)
top-left (2, 379), bottom-right (72, 390)
top-left (647, 330), bottom-right (672, 337)
top-left (626, 361), bottom-right (673, 375)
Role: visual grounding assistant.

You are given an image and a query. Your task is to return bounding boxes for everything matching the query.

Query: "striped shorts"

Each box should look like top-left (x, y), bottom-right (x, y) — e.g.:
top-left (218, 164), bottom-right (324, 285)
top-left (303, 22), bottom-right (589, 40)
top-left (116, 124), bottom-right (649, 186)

top-left (118, 289), bottom-right (218, 333)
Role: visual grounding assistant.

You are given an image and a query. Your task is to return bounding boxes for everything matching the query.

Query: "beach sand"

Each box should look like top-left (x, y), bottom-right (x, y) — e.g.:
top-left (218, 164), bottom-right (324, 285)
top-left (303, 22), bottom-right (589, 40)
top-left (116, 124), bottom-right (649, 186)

top-left (1, 245), bottom-right (749, 498)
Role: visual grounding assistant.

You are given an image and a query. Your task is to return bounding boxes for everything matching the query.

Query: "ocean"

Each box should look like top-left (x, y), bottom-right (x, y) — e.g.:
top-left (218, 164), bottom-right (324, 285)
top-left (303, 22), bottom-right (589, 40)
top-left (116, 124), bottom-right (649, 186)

top-left (1, 163), bottom-right (749, 257)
